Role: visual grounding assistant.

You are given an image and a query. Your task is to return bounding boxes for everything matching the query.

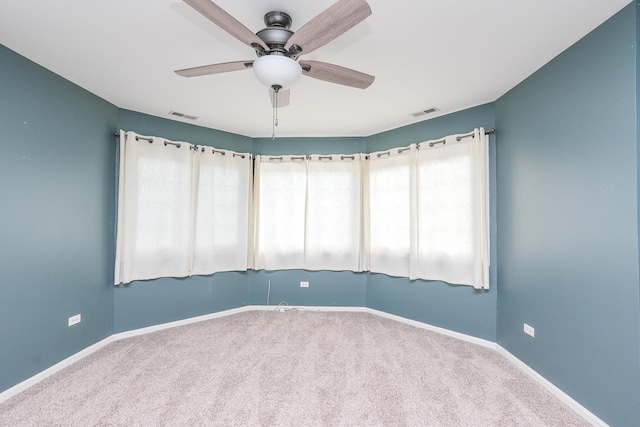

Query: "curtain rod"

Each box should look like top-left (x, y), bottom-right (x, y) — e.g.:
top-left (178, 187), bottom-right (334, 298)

top-left (114, 128), bottom-right (496, 138)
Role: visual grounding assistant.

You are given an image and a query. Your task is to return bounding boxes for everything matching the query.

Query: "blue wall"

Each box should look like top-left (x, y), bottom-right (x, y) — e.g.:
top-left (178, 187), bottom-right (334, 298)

top-left (248, 270), bottom-right (367, 307)
top-left (113, 274), bottom-right (249, 332)
top-left (0, 45), bottom-right (117, 392)
top-left (495, 4), bottom-right (640, 426)
top-left (366, 104), bottom-right (497, 341)
top-left (112, 110), bottom-right (252, 332)
top-left (253, 136), bottom-right (366, 156)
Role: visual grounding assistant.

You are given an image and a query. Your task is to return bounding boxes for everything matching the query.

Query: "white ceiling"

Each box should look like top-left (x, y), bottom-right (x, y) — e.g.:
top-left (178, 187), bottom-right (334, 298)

top-left (0, 0), bottom-right (630, 138)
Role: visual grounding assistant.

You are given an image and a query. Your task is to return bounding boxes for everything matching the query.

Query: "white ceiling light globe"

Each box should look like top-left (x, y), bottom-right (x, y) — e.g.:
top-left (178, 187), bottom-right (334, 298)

top-left (252, 55), bottom-right (302, 89)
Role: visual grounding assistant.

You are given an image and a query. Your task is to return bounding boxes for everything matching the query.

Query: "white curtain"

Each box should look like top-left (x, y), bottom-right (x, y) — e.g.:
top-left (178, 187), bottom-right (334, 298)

top-left (365, 146), bottom-right (416, 278)
top-left (114, 131), bottom-right (193, 283)
top-left (305, 154), bottom-right (363, 271)
top-left (191, 147), bottom-right (252, 275)
top-left (253, 154), bottom-right (364, 272)
top-left (114, 131), bottom-right (251, 285)
top-left (416, 128), bottom-right (490, 289)
top-left (365, 128), bottom-right (490, 289)
top-left (116, 128), bottom-right (489, 289)
top-left (253, 156), bottom-right (307, 270)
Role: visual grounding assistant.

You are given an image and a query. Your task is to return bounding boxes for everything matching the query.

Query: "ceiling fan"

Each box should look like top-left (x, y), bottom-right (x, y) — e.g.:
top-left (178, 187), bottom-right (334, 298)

top-left (175, 0), bottom-right (375, 108)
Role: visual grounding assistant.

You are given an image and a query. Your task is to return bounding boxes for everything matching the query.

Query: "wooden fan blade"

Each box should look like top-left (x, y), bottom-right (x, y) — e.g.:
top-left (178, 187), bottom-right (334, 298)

top-left (300, 60), bottom-right (374, 89)
top-left (284, 0), bottom-right (371, 56)
top-left (269, 88), bottom-right (291, 108)
top-left (175, 60), bottom-right (253, 77)
top-left (183, 0), bottom-right (268, 51)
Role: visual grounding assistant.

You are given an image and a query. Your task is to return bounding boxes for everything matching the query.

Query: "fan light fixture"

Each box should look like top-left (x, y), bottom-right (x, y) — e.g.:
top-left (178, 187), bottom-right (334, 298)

top-left (175, 1), bottom-right (375, 140)
top-left (252, 55), bottom-right (302, 89)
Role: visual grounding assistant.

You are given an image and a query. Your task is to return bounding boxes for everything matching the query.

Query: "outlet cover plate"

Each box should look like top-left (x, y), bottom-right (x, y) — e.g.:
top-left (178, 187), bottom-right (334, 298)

top-left (300, 281), bottom-right (309, 288)
top-left (68, 314), bottom-right (81, 327)
top-left (524, 323), bottom-right (535, 337)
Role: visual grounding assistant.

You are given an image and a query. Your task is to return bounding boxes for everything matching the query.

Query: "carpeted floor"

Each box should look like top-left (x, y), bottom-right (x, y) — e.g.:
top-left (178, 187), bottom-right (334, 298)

top-left (0, 311), bottom-right (591, 426)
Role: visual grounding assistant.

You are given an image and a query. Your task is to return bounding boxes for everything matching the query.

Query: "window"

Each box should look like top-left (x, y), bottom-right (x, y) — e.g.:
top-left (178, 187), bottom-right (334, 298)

top-left (191, 148), bottom-right (251, 275)
top-left (116, 128), bottom-right (489, 289)
top-left (115, 132), bottom-right (251, 284)
top-left (305, 155), bottom-right (363, 271)
top-left (253, 154), bottom-right (364, 272)
top-left (415, 132), bottom-right (489, 288)
top-left (253, 157), bottom-right (307, 270)
top-left (366, 148), bottom-right (414, 278)
top-left (366, 129), bottom-right (490, 289)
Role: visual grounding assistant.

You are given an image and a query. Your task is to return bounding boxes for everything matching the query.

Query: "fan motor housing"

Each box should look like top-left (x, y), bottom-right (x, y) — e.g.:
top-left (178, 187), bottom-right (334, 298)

top-left (256, 11), bottom-right (294, 54)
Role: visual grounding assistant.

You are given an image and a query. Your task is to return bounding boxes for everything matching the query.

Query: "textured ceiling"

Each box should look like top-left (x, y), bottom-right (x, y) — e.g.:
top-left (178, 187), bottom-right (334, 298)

top-left (0, 0), bottom-right (630, 137)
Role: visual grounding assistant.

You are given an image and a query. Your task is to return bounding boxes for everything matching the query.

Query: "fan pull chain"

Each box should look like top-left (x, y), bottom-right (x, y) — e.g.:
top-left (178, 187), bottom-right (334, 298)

top-left (272, 85), bottom-right (280, 141)
top-left (272, 105), bottom-right (275, 140)
top-left (272, 101), bottom-right (276, 140)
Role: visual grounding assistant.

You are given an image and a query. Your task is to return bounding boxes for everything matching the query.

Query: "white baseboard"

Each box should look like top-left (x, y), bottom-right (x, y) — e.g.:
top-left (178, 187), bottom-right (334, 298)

top-left (248, 305), bottom-right (493, 349)
top-left (111, 305), bottom-right (253, 341)
top-left (247, 304), bottom-right (368, 313)
top-left (364, 307), bottom-right (497, 349)
top-left (0, 336), bottom-right (114, 404)
top-left (0, 306), bottom-right (254, 405)
top-left (496, 346), bottom-right (609, 427)
top-left (0, 305), bottom-right (608, 427)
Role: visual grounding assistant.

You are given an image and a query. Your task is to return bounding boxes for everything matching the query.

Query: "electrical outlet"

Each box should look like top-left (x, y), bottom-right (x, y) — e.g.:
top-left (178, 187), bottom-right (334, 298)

top-left (68, 314), bottom-right (81, 327)
top-left (523, 323), bottom-right (535, 337)
top-left (300, 281), bottom-right (309, 288)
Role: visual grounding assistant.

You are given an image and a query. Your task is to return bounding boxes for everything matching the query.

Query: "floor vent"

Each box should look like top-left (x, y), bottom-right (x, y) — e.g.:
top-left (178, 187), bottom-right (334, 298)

top-left (168, 110), bottom-right (199, 120)
top-left (411, 107), bottom-right (439, 118)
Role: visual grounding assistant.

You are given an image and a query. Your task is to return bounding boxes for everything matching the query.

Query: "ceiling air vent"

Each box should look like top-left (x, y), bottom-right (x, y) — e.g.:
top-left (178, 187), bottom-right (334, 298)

top-left (411, 107), bottom-right (439, 118)
top-left (168, 110), bottom-right (199, 121)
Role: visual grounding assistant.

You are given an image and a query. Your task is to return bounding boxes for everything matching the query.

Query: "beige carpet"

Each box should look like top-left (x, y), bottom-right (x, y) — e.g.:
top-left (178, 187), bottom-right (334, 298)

top-left (0, 311), bottom-right (591, 426)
